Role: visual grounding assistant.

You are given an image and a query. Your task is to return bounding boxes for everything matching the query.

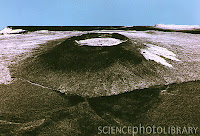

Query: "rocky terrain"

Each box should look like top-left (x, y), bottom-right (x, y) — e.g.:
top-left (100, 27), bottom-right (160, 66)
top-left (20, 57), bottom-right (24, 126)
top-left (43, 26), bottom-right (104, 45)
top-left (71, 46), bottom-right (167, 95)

top-left (0, 26), bottom-right (200, 135)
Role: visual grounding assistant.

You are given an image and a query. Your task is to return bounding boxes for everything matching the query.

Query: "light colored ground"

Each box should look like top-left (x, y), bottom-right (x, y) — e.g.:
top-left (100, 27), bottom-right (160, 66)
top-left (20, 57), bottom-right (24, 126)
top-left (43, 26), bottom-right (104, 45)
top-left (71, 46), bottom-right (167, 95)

top-left (141, 43), bottom-right (180, 67)
top-left (0, 31), bottom-right (86, 84)
top-left (76, 38), bottom-right (124, 46)
top-left (0, 27), bottom-right (26, 34)
top-left (154, 24), bottom-right (200, 30)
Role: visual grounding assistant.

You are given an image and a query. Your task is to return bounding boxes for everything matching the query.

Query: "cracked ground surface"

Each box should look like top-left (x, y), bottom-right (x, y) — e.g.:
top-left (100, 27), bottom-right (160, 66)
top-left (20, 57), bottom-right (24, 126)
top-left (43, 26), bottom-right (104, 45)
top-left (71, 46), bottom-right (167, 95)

top-left (0, 30), bottom-right (200, 135)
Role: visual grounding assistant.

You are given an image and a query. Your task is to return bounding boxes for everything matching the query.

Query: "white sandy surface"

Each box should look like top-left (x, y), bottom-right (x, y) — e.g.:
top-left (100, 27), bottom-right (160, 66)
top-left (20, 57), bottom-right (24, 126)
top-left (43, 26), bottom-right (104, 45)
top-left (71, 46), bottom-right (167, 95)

top-left (76, 38), bottom-right (123, 46)
top-left (0, 27), bottom-right (26, 34)
top-left (154, 24), bottom-right (200, 30)
top-left (141, 44), bottom-right (180, 67)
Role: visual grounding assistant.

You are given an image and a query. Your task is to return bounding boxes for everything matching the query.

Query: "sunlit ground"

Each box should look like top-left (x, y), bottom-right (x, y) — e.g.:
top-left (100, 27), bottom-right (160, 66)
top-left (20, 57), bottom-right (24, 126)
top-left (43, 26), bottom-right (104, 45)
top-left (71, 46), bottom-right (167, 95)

top-left (0, 27), bottom-right (200, 135)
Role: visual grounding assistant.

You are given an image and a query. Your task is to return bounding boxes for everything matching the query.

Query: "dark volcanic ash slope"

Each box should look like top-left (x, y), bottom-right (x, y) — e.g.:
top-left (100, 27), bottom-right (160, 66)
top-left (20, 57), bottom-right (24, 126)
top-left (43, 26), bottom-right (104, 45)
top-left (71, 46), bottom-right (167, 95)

top-left (12, 33), bottom-right (177, 97)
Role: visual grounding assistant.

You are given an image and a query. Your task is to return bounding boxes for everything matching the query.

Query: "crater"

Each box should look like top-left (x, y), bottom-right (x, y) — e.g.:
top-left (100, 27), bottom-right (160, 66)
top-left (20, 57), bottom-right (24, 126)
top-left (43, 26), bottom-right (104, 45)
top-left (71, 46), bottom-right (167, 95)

top-left (36, 33), bottom-right (142, 72)
top-left (75, 38), bottom-right (124, 46)
top-left (13, 33), bottom-right (167, 97)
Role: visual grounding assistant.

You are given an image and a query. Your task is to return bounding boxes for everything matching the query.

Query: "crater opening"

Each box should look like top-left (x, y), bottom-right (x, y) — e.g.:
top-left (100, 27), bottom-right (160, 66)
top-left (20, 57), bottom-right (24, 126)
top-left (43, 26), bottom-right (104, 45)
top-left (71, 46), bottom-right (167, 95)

top-left (37, 33), bottom-right (143, 72)
top-left (75, 38), bottom-right (124, 46)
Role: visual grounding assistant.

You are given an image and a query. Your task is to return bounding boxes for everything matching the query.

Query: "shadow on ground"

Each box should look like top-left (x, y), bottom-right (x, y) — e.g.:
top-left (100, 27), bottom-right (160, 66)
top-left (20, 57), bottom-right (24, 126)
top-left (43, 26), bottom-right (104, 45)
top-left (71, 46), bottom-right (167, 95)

top-left (1, 79), bottom-right (199, 135)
